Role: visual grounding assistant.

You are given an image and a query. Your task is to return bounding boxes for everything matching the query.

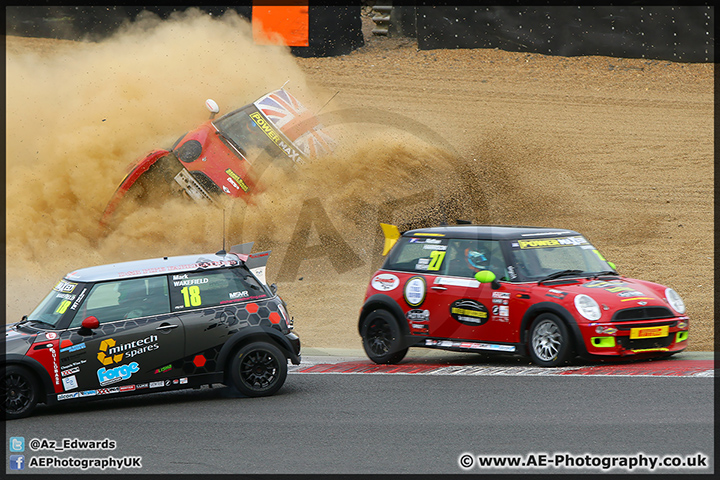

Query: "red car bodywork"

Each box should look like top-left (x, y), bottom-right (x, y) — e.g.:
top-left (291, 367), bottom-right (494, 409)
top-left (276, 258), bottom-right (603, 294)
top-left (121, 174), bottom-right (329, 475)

top-left (358, 224), bottom-right (689, 366)
top-left (101, 89), bottom-right (333, 226)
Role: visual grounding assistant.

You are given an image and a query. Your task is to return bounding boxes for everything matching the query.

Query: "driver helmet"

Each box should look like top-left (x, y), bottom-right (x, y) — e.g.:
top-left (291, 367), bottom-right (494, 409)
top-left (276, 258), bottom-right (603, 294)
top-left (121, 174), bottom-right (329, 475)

top-left (465, 247), bottom-right (490, 271)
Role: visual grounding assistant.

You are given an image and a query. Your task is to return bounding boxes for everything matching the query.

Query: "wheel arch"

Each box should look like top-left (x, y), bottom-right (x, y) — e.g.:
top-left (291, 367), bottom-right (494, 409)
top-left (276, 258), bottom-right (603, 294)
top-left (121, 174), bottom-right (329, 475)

top-left (358, 294), bottom-right (409, 336)
top-left (520, 302), bottom-right (588, 357)
top-left (1, 354), bottom-right (54, 405)
top-left (216, 326), bottom-right (300, 378)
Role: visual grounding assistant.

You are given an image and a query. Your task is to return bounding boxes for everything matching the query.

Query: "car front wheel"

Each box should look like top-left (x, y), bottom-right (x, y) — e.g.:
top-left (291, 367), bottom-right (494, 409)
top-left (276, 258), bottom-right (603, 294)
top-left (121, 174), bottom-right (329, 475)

top-left (2, 366), bottom-right (41, 420)
top-left (361, 309), bottom-right (408, 364)
top-left (229, 342), bottom-right (288, 397)
top-left (528, 314), bottom-right (573, 367)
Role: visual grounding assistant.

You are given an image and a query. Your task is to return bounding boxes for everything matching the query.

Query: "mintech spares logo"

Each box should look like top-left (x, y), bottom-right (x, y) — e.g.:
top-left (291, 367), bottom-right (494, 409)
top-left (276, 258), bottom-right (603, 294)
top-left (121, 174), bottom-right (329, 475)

top-left (97, 335), bottom-right (159, 366)
top-left (97, 339), bottom-right (124, 365)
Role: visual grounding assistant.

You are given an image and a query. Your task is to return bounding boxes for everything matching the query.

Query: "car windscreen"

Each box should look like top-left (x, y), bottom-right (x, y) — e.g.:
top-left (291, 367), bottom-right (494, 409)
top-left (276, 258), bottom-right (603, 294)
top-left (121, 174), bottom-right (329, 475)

top-left (506, 236), bottom-right (614, 281)
top-left (214, 109), bottom-right (288, 164)
top-left (26, 279), bottom-right (89, 328)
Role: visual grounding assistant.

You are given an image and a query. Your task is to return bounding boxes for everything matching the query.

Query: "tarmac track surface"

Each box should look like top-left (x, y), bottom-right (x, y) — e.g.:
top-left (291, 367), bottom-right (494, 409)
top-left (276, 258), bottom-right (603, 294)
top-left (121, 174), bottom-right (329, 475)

top-left (5, 352), bottom-right (714, 475)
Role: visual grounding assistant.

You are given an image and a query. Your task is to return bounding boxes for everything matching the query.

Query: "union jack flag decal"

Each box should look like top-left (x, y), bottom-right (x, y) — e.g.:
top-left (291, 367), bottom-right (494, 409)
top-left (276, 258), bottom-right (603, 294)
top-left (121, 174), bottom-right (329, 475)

top-left (254, 89), bottom-right (336, 158)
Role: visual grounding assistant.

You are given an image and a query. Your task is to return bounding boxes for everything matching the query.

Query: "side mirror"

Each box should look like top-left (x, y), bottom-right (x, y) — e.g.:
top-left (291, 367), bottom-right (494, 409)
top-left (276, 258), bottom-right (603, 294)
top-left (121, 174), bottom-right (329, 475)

top-left (206, 98), bottom-right (219, 119)
top-left (81, 316), bottom-right (100, 330)
top-left (475, 270), bottom-right (501, 290)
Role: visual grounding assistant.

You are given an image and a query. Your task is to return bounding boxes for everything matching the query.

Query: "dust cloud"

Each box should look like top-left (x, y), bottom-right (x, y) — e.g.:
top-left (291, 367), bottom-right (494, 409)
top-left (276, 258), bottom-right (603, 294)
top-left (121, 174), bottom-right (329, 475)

top-left (5, 9), bottom-right (477, 323)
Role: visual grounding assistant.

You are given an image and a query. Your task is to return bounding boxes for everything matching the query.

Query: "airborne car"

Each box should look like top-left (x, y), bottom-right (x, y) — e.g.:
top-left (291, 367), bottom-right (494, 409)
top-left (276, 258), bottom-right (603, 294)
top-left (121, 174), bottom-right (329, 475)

top-left (2, 243), bottom-right (299, 419)
top-left (101, 88), bottom-right (334, 225)
top-left (359, 224), bottom-right (689, 366)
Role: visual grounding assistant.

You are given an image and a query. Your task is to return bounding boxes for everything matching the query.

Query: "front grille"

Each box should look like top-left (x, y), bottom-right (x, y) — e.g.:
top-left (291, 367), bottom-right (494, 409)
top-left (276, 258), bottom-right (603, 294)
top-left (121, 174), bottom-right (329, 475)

top-left (612, 307), bottom-right (674, 323)
top-left (617, 335), bottom-right (674, 350)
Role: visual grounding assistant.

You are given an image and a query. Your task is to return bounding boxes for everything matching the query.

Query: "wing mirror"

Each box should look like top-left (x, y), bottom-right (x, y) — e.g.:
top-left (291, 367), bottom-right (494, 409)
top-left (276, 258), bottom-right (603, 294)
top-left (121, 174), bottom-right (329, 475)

top-left (80, 316), bottom-right (100, 332)
top-left (475, 270), bottom-right (501, 290)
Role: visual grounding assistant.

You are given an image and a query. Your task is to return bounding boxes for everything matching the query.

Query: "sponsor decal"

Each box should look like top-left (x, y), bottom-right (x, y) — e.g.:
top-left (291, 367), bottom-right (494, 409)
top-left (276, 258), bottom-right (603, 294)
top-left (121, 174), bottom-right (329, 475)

top-left (422, 244), bottom-right (447, 251)
top-left (491, 316), bottom-right (510, 323)
top-left (492, 292), bottom-right (511, 299)
top-left (45, 332), bottom-right (58, 340)
top-left (179, 378), bottom-right (188, 385)
top-left (136, 383), bottom-right (149, 389)
top-left (149, 381), bottom-right (164, 389)
top-left (404, 276), bottom-right (427, 307)
top-left (54, 280), bottom-right (77, 293)
top-left (493, 305), bottom-right (510, 317)
top-left (172, 379), bottom-right (179, 385)
top-left (154, 364), bottom-right (173, 374)
top-left (517, 236), bottom-right (588, 249)
top-left (61, 366), bottom-right (80, 377)
top-left (423, 339), bottom-right (515, 352)
top-left (249, 111), bottom-right (304, 164)
top-left (406, 309), bottom-right (430, 335)
top-left (229, 291), bottom-right (250, 299)
top-left (97, 387), bottom-right (120, 395)
top-left (62, 375), bottom-right (78, 391)
top-left (119, 385), bottom-right (136, 392)
top-left (80, 390), bottom-right (97, 397)
top-left (226, 169), bottom-right (250, 191)
top-left (57, 392), bottom-right (80, 401)
top-left (97, 362), bottom-right (140, 386)
top-left (546, 289), bottom-right (569, 300)
top-left (450, 299), bottom-right (489, 326)
top-left (371, 273), bottom-right (400, 292)
top-left (60, 342), bottom-right (86, 353)
top-left (98, 335), bottom-right (159, 365)
top-left (434, 277), bottom-right (479, 288)
top-left (223, 185), bottom-right (231, 194)
top-left (70, 288), bottom-right (87, 311)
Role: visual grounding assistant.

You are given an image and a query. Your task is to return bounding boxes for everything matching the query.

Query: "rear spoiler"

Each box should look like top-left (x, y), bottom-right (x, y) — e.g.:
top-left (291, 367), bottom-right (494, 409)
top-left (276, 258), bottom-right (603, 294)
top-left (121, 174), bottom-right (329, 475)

top-left (380, 223), bottom-right (401, 256)
top-left (229, 243), bottom-right (271, 284)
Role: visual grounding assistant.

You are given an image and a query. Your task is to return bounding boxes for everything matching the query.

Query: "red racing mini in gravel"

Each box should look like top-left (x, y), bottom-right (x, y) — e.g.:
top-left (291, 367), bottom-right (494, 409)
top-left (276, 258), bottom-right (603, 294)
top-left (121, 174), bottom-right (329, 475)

top-left (358, 223), bottom-right (689, 366)
top-left (101, 87), bottom-right (334, 226)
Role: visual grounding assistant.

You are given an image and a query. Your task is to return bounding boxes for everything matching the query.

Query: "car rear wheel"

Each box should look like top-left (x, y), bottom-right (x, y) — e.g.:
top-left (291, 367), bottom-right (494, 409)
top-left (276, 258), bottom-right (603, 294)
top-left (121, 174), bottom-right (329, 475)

top-left (361, 309), bottom-right (408, 364)
top-left (229, 342), bottom-right (287, 397)
top-left (2, 366), bottom-right (40, 420)
top-left (528, 314), bottom-right (572, 367)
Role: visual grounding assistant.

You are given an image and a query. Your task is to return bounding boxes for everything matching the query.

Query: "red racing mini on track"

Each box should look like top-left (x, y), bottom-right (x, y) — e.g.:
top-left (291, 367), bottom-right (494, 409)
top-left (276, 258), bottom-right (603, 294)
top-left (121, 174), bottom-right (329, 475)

top-left (358, 224), bottom-right (689, 366)
top-left (101, 88), bottom-right (334, 225)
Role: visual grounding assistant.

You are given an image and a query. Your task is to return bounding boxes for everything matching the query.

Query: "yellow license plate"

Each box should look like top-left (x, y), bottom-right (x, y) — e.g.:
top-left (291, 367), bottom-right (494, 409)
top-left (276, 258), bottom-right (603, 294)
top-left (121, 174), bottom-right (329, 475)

top-left (630, 326), bottom-right (669, 339)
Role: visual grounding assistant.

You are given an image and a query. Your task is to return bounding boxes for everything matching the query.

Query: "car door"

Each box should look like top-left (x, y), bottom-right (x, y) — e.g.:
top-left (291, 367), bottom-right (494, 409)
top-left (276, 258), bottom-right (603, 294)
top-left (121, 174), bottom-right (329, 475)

top-left (60, 275), bottom-right (185, 394)
top-left (426, 239), bottom-right (515, 344)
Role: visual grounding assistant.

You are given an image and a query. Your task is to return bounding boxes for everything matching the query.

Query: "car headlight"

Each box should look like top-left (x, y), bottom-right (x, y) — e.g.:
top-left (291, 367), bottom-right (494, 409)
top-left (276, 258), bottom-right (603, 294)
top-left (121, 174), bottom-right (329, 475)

top-left (574, 294), bottom-right (602, 321)
top-left (665, 288), bottom-right (686, 314)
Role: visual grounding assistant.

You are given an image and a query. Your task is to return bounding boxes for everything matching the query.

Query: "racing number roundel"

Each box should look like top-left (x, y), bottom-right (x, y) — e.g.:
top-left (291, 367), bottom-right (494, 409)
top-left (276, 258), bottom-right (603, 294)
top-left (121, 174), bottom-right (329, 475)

top-left (404, 276), bottom-right (426, 307)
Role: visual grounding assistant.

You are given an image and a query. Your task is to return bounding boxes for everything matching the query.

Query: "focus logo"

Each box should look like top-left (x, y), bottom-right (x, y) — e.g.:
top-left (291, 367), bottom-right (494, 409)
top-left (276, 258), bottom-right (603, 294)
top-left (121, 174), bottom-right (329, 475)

top-left (97, 362), bottom-right (139, 386)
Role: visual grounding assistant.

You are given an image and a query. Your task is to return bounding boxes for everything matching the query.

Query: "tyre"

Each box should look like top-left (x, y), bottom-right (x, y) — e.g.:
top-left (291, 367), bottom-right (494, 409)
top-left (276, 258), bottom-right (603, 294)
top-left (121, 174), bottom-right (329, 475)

top-left (528, 314), bottom-right (573, 367)
top-left (2, 365), bottom-right (41, 420)
top-left (361, 309), bottom-right (408, 364)
top-left (228, 342), bottom-right (287, 397)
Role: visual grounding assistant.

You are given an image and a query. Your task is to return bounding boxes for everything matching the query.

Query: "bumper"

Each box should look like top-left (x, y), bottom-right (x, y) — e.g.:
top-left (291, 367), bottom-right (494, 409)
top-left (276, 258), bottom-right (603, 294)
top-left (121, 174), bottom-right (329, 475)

top-left (579, 317), bottom-right (689, 357)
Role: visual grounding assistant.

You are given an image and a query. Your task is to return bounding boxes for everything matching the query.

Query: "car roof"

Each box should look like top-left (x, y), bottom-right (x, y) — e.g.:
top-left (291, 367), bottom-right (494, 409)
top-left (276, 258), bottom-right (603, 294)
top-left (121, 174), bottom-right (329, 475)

top-left (64, 252), bottom-right (243, 283)
top-left (402, 225), bottom-right (582, 240)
